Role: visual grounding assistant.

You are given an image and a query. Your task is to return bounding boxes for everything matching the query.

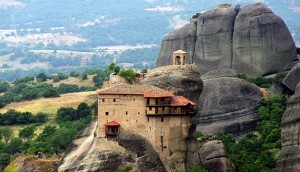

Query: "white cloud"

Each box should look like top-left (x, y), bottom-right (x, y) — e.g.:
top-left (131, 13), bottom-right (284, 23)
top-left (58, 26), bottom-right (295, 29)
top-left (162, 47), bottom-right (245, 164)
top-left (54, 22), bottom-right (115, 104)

top-left (145, 0), bottom-right (157, 3)
top-left (145, 6), bottom-right (184, 12)
top-left (284, 0), bottom-right (300, 13)
top-left (168, 15), bottom-right (189, 30)
top-left (0, 0), bottom-right (25, 9)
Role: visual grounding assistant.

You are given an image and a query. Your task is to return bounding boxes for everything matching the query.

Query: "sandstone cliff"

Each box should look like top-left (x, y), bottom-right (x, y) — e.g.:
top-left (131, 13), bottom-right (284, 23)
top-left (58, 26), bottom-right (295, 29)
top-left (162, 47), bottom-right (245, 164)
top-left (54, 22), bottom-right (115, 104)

top-left (276, 83), bottom-right (300, 171)
top-left (197, 69), bottom-right (262, 134)
top-left (282, 63), bottom-right (300, 93)
top-left (59, 122), bottom-right (166, 172)
top-left (157, 3), bottom-right (298, 76)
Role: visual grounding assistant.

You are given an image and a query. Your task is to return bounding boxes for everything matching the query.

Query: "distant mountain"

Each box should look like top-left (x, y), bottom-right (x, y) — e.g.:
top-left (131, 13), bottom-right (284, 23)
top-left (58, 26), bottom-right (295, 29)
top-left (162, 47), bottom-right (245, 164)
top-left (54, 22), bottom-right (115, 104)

top-left (0, 0), bottom-right (299, 47)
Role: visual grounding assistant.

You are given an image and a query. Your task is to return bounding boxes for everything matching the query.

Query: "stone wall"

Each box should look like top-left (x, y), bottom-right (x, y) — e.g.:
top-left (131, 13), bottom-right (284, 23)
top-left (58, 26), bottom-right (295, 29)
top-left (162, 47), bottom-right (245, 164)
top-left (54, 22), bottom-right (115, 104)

top-left (98, 93), bottom-right (193, 171)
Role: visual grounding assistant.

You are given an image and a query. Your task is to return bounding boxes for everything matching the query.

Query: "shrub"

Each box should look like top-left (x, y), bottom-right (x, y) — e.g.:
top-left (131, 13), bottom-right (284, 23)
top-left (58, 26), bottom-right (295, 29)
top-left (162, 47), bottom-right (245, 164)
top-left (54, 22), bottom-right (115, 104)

top-left (187, 166), bottom-right (207, 172)
top-left (118, 69), bottom-right (136, 84)
top-left (0, 153), bottom-right (11, 171)
top-left (19, 125), bottom-right (36, 141)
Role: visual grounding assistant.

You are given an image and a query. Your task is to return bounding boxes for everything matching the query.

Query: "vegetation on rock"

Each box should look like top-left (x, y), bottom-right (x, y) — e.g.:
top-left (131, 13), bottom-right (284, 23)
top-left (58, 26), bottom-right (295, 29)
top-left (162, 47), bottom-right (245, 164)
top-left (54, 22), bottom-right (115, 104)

top-left (217, 95), bottom-right (286, 172)
top-left (237, 72), bottom-right (287, 88)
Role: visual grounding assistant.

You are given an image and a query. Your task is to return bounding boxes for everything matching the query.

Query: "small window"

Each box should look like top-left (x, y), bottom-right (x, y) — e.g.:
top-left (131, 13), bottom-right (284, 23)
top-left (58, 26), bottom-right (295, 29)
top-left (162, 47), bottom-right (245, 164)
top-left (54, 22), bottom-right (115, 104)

top-left (161, 117), bottom-right (164, 122)
top-left (102, 99), bottom-right (105, 102)
top-left (149, 107), bottom-right (152, 110)
top-left (126, 111), bottom-right (128, 115)
top-left (133, 98), bottom-right (135, 101)
top-left (138, 112), bottom-right (140, 114)
top-left (147, 118), bottom-right (149, 122)
top-left (113, 99), bottom-right (116, 102)
top-left (162, 107), bottom-right (165, 110)
top-left (105, 112), bottom-right (109, 116)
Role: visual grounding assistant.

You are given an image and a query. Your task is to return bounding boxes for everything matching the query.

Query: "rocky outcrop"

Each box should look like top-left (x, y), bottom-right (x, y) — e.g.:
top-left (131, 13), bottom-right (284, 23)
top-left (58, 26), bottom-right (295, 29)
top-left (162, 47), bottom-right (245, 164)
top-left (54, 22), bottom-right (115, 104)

top-left (156, 3), bottom-right (298, 77)
top-left (232, 3), bottom-right (297, 76)
top-left (4, 155), bottom-right (59, 172)
top-left (282, 63), bottom-right (300, 93)
top-left (118, 134), bottom-right (166, 172)
top-left (142, 64), bottom-right (203, 103)
top-left (197, 69), bottom-right (262, 134)
top-left (198, 137), bottom-right (236, 172)
top-left (276, 83), bottom-right (300, 172)
top-left (59, 122), bottom-right (166, 172)
top-left (194, 6), bottom-right (237, 73)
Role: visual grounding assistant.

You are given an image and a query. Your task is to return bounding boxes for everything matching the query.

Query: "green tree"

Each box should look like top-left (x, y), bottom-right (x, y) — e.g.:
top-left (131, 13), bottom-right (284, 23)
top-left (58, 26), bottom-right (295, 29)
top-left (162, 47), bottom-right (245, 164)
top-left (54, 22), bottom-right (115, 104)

top-left (56, 107), bottom-right (76, 122)
top-left (81, 73), bottom-right (88, 80)
top-left (19, 125), bottom-right (36, 141)
top-left (76, 103), bottom-right (92, 119)
top-left (0, 81), bottom-right (10, 92)
top-left (5, 138), bottom-right (23, 155)
top-left (34, 112), bottom-right (49, 123)
top-left (36, 125), bottom-right (57, 142)
top-left (70, 71), bottom-right (80, 77)
top-left (36, 73), bottom-right (48, 82)
top-left (118, 69), bottom-right (136, 84)
top-left (0, 127), bottom-right (13, 144)
top-left (42, 87), bottom-right (59, 98)
top-left (0, 153), bottom-right (11, 171)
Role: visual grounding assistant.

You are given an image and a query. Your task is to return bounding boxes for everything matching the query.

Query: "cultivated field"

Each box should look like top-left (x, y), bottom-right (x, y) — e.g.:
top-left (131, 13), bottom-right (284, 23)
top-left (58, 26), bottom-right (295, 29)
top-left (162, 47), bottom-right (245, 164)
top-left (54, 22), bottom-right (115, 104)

top-left (0, 91), bottom-right (97, 118)
top-left (47, 75), bottom-right (96, 87)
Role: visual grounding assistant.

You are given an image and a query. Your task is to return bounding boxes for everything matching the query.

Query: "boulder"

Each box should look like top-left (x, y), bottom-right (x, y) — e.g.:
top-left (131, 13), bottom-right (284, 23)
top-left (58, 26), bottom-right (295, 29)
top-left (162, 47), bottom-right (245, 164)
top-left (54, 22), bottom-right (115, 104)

top-left (232, 3), bottom-right (297, 76)
top-left (156, 3), bottom-right (298, 77)
top-left (276, 83), bottom-right (300, 171)
top-left (282, 63), bottom-right (300, 93)
top-left (198, 139), bottom-right (236, 172)
top-left (201, 68), bottom-right (237, 80)
top-left (142, 64), bottom-right (203, 103)
top-left (197, 71), bottom-right (262, 134)
top-left (118, 134), bottom-right (166, 172)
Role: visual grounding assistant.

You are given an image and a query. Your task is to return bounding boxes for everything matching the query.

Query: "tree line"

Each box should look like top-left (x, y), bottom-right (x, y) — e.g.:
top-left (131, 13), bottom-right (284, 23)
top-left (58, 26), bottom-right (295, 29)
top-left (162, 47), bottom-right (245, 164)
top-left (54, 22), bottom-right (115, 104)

top-left (0, 102), bottom-right (92, 171)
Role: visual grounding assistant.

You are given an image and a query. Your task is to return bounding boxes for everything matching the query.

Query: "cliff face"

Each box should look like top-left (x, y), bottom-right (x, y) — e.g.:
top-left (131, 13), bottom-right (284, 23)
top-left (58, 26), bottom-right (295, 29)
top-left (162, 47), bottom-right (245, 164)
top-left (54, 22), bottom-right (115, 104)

top-left (59, 121), bottom-right (166, 172)
top-left (197, 69), bottom-right (262, 134)
top-left (276, 83), bottom-right (300, 171)
top-left (157, 3), bottom-right (297, 76)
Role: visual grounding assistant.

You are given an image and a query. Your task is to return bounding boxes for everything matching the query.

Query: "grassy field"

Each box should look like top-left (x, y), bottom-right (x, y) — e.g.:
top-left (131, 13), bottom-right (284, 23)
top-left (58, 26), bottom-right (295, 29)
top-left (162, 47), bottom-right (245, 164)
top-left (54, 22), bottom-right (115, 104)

top-left (0, 91), bottom-right (97, 118)
top-left (0, 91), bottom-right (97, 138)
top-left (47, 75), bottom-right (96, 87)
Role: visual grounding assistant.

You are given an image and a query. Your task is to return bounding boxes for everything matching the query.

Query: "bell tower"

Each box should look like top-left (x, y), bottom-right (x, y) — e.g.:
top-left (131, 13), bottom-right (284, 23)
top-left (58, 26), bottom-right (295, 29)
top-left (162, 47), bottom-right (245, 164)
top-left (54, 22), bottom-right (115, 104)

top-left (172, 49), bottom-right (187, 65)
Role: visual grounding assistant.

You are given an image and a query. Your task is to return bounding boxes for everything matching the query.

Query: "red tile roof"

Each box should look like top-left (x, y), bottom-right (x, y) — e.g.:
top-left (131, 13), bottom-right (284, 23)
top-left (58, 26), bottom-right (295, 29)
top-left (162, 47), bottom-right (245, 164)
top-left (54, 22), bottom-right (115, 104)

top-left (105, 120), bottom-right (120, 126)
top-left (171, 96), bottom-right (197, 106)
top-left (96, 84), bottom-right (172, 96)
top-left (144, 93), bottom-right (174, 98)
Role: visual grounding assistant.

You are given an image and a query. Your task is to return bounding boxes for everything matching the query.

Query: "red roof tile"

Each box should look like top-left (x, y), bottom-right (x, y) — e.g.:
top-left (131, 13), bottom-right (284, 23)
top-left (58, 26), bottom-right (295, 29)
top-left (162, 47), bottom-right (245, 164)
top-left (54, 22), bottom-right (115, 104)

top-left (144, 93), bottom-right (174, 98)
top-left (171, 96), bottom-right (197, 106)
top-left (105, 120), bottom-right (120, 126)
